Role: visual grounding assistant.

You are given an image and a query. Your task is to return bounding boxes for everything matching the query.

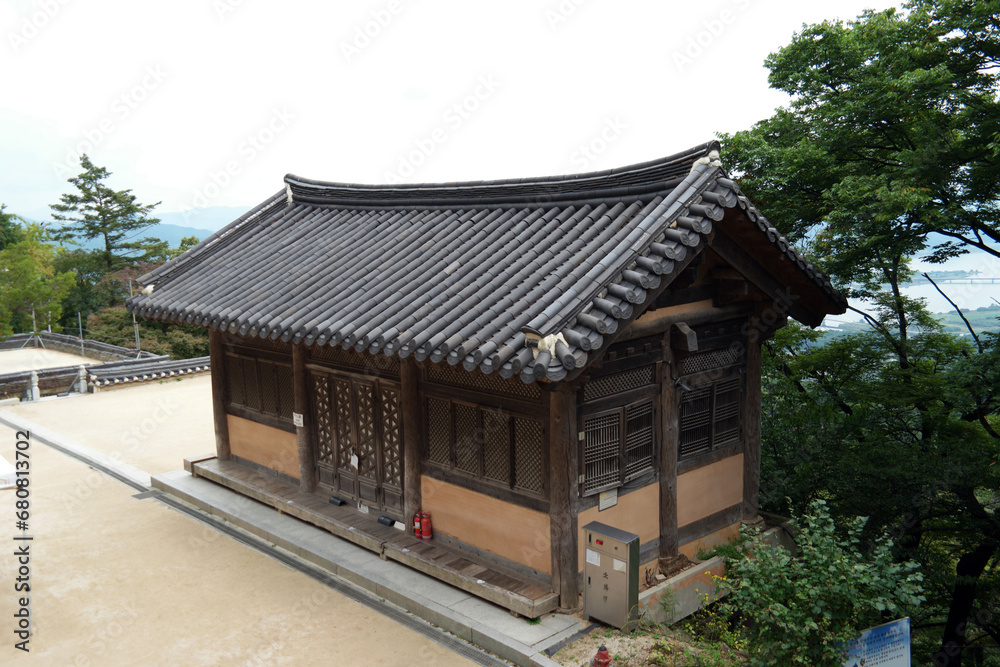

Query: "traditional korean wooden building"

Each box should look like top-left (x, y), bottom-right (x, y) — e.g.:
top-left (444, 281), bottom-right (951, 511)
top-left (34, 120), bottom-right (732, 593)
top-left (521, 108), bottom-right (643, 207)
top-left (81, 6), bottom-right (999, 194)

top-left (129, 141), bottom-right (845, 617)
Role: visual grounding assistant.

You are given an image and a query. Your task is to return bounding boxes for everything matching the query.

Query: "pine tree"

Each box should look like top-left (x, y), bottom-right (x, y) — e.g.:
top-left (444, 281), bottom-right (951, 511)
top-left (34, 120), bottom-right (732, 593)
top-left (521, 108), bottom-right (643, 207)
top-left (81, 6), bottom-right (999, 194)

top-left (51, 154), bottom-right (161, 272)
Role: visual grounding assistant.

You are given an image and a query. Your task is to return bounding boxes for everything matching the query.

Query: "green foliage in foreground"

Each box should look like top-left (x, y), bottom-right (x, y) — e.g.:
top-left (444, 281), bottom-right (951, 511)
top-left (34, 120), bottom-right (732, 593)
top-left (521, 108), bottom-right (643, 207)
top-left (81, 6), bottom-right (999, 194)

top-left (717, 501), bottom-right (925, 667)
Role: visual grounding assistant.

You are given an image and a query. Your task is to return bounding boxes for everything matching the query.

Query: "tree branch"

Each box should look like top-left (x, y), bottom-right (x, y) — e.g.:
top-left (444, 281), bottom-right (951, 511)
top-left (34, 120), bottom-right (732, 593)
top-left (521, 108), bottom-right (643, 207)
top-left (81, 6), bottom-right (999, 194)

top-left (923, 273), bottom-right (983, 353)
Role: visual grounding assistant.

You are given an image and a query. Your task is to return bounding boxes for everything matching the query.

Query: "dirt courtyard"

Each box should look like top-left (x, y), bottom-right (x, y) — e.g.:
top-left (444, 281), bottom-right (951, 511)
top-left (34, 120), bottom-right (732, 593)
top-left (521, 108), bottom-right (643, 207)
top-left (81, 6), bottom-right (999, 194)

top-left (0, 379), bottom-right (476, 666)
top-left (0, 348), bottom-right (95, 375)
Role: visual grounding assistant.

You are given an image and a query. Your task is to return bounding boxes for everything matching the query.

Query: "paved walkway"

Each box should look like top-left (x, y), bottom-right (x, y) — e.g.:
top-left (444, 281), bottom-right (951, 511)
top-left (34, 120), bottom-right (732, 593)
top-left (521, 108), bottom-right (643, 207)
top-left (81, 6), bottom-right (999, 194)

top-left (0, 377), bottom-right (583, 666)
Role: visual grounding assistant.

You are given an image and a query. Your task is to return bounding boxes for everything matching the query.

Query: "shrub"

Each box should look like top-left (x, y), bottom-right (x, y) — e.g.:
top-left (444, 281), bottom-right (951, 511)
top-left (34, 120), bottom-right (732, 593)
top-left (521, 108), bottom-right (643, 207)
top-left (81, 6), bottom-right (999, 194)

top-left (717, 499), bottom-right (924, 666)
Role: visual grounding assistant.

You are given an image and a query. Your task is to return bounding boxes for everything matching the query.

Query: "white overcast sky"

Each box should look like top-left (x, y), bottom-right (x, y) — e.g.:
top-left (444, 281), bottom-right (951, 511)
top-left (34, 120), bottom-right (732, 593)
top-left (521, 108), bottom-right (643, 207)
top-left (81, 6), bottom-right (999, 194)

top-left (2, 0), bottom-right (903, 219)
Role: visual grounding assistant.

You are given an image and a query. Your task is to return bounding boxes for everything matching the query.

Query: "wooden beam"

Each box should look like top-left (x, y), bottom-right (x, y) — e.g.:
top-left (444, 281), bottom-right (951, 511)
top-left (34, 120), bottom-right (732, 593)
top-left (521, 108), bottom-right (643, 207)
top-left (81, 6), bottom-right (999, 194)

top-left (400, 357), bottom-right (422, 534)
top-left (620, 301), bottom-right (754, 341)
top-left (712, 278), bottom-right (749, 307)
top-left (710, 229), bottom-right (823, 327)
top-left (208, 329), bottom-right (231, 461)
top-left (659, 342), bottom-right (679, 559)
top-left (292, 343), bottom-right (315, 492)
top-left (566, 237), bottom-right (711, 383)
top-left (670, 322), bottom-right (698, 352)
top-left (711, 267), bottom-right (745, 282)
top-left (653, 283), bottom-right (714, 309)
top-left (741, 328), bottom-right (763, 521)
top-left (547, 383), bottom-right (579, 610)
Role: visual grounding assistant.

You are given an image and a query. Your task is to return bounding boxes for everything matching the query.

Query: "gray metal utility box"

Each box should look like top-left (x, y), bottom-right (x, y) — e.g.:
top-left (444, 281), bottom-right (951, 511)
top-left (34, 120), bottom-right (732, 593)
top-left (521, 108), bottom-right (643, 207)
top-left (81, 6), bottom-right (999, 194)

top-left (582, 521), bottom-right (640, 630)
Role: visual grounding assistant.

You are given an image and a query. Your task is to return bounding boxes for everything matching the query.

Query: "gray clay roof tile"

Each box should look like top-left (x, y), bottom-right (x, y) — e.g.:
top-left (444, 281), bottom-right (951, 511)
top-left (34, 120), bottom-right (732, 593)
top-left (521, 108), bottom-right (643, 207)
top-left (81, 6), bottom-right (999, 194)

top-left (128, 140), bottom-right (846, 383)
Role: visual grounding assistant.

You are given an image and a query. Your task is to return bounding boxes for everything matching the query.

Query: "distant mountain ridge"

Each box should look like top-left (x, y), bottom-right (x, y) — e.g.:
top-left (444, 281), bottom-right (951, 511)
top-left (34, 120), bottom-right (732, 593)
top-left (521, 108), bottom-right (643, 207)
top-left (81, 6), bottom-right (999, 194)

top-left (22, 204), bottom-right (249, 234)
top-left (157, 206), bottom-right (250, 233)
top-left (19, 205), bottom-right (251, 250)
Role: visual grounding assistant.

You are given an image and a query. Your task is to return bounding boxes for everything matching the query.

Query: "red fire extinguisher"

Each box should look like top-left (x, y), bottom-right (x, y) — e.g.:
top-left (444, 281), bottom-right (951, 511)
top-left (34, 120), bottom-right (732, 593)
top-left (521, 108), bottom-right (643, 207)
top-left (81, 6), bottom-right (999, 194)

top-left (419, 511), bottom-right (433, 541)
top-left (413, 512), bottom-right (423, 539)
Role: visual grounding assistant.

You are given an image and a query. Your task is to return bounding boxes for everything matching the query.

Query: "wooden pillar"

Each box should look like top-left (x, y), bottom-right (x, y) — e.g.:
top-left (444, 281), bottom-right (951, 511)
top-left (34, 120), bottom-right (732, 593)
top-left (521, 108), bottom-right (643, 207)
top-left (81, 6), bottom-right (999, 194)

top-left (659, 338), bottom-right (679, 559)
top-left (208, 328), bottom-right (231, 461)
top-left (741, 330), bottom-right (763, 521)
top-left (400, 357), bottom-right (422, 532)
top-left (293, 343), bottom-right (316, 493)
top-left (547, 383), bottom-right (579, 610)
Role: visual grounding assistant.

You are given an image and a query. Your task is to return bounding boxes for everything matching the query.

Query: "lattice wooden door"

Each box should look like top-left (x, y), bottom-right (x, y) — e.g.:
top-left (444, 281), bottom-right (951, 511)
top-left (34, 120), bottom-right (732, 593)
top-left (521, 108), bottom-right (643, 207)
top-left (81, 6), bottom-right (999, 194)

top-left (309, 370), bottom-right (404, 519)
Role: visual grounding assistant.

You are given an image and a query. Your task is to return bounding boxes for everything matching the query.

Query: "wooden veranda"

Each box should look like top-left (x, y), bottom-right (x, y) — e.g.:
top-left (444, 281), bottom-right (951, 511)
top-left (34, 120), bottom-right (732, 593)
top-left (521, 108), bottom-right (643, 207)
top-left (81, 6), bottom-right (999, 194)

top-left (185, 456), bottom-right (559, 618)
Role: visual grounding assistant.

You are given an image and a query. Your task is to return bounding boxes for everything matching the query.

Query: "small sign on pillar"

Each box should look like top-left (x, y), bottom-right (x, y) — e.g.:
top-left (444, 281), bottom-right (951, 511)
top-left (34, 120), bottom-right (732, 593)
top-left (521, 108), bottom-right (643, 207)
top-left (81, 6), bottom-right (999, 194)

top-left (292, 412), bottom-right (304, 427)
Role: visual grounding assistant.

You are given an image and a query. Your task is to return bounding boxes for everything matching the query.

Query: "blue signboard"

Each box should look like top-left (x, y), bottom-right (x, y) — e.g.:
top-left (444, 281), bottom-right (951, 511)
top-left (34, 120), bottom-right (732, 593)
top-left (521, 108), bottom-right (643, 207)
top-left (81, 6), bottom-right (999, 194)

top-left (843, 617), bottom-right (911, 666)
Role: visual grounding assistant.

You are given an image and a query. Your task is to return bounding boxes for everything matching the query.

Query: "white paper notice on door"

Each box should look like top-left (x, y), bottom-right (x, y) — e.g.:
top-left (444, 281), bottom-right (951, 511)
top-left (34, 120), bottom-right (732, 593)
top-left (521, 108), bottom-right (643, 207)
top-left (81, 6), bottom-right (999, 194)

top-left (613, 558), bottom-right (626, 572)
top-left (350, 454), bottom-right (359, 469)
top-left (586, 549), bottom-right (601, 566)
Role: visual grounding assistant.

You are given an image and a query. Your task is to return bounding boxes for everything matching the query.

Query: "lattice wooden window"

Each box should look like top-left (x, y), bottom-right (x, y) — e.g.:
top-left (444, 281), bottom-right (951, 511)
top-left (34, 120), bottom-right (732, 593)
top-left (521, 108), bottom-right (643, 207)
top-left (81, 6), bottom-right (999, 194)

top-left (582, 412), bottom-right (620, 495)
top-left (513, 417), bottom-right (543, 494)
top-left (679, 376), bottom-right (742, 460)
top-left (426, 397), bottom-right (451, 465)
top-left (581, 399), bottom-right (656, 496)
top-left (454, 403), bottom-right (479, 475)
top-left (680, 347), bottom-right (743, 375)
top-left (423, 397), bottom-right (544, 496)
top-left (224, 352), bottom-right (294, 422)
top-left (482, 410), bottom-right (510, 485)
top-left (583, 365), bottom-right (656, 402)
top-left (624, 402), bottom-right (654, 479)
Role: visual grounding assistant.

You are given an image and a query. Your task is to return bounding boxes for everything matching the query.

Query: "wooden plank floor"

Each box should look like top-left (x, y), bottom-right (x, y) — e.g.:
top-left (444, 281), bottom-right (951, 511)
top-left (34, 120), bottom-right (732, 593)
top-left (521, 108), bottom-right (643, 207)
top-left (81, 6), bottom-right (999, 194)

top-left (190, 458), bottom-right (559, 618)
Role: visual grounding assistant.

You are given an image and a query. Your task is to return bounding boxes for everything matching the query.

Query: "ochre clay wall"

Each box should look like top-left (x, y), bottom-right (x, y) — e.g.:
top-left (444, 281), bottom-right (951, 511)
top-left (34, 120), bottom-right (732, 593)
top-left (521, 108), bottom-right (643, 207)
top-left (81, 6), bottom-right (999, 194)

top-left (576, 483), bottom-right (660, 573)
top-left (677, 454), bottom-right (743, 527)
top-left (420, 477), bottom-right (551, 574)
top-left (227, 415), bottom-right (299, 479)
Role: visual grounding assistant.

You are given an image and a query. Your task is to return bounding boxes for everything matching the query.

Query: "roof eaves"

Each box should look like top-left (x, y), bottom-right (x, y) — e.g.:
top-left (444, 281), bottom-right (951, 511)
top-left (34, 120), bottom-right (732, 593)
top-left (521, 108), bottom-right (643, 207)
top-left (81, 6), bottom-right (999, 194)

top-left (516, 164), bottom-right (726, 383)
top-left (129, 189), bottom-right (287, 295)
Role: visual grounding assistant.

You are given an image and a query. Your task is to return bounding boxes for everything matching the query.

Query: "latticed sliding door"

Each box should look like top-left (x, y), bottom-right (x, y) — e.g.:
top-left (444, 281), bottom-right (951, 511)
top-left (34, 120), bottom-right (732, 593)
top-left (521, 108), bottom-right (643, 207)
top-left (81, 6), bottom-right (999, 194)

top-left (309, 369), bottom-right (404, 518)
top-left (378, 385), bottom-right (403, 514)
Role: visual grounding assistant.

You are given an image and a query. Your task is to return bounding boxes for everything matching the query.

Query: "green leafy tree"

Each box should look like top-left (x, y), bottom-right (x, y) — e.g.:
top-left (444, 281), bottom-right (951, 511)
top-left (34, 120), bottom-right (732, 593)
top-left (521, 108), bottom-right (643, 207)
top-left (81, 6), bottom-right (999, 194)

top-left (719, 500), bottom-right (925, 667)
top-left (171, 235), bottom-right (200, 258)
top-left (54, 233), bottom-right (200, 331)
top-left (85, 307), bottom-right (208, 359)
top-left (50, 154), bottom-right (162, 273)
top-left (761, 310), bottom-right (1000, 664)
top-left (719, 2), bottom-right (1000, 663)
top-left (0, 224), bottom-right (76, 336)
top-left (721, 0), bottom-right (1000, 272)
top-left (0, 204), bottom-right (25, 251)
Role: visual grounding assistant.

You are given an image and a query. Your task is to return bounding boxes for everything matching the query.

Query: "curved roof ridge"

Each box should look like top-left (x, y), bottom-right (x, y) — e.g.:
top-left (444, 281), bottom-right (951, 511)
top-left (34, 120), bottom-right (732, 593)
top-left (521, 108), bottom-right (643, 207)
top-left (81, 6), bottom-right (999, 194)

top-left (285, 140), bottom-right (720, 206)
